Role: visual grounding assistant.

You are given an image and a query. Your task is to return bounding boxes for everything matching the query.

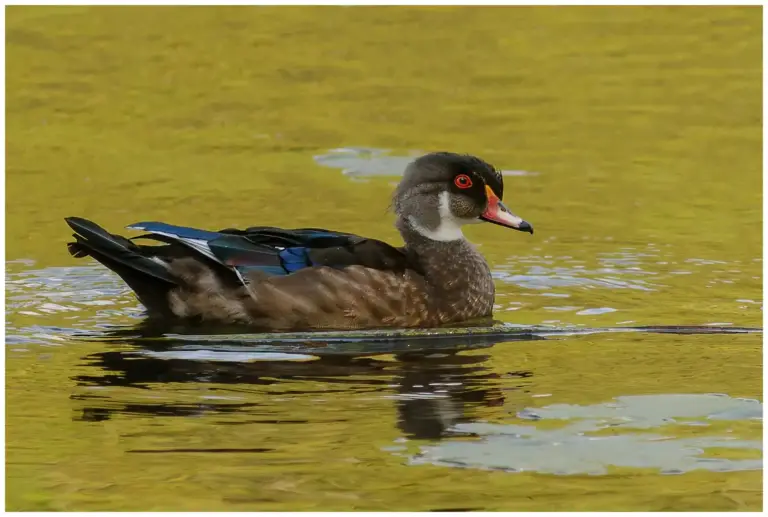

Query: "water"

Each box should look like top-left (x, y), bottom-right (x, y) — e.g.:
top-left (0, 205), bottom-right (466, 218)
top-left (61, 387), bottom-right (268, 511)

top-left (6, 6), bottom-right (762, 511)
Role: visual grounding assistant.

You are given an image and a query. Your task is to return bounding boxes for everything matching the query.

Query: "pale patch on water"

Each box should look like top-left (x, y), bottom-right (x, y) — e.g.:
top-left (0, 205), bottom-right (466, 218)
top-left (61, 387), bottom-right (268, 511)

top-left (313, 147), bottom-right (540, 179)
top-left (142, 350), bottom-right (319, 362)
top-left (409, 394), bottom-right (762, 475)
top-left (576, 307), bottom-right (618, 316)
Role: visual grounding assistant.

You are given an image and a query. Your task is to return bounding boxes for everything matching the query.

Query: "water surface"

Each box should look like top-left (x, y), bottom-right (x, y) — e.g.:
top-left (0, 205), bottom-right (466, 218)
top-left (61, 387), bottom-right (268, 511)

top-left (6, 6), bottom-right (762, 511)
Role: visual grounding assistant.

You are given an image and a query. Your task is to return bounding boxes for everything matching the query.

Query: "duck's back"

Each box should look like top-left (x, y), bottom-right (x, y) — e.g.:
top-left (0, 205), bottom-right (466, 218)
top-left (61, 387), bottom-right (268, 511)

top-left (158, 224), bottom-right (432, 329)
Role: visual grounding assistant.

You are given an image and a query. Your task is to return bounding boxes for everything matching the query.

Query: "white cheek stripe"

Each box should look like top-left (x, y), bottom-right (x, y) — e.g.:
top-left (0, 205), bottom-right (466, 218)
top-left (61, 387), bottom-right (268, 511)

top-left (409, 191), bottom-right (476, 242)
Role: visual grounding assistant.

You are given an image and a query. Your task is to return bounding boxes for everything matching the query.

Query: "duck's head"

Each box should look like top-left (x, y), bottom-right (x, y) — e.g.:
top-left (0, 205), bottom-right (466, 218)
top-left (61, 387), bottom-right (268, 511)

top-left (393, 152), bottom-right (533, 242)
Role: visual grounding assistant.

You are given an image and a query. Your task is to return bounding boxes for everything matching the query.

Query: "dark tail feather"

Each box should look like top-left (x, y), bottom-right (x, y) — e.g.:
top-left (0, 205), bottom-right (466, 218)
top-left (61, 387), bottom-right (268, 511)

top-left (65, 217), bottom-right (178, 316)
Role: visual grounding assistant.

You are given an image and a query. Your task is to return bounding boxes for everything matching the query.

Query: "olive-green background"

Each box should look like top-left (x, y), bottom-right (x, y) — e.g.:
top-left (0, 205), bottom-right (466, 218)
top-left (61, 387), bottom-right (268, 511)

top-left (6, 6), bottom-right (762, 511)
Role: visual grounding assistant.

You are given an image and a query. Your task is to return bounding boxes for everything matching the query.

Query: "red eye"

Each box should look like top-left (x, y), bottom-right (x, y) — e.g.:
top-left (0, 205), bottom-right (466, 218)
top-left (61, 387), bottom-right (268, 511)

top-left (454, 174), bottom-right (473, 189)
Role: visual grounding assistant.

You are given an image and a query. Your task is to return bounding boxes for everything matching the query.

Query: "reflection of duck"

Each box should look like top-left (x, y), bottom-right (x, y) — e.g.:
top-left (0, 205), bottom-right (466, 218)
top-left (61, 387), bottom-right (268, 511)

top-left (64, 152), bottom-right (532, 331)
top-left (72, 336), bottom-right (534, 439)
top-left (394, 355), bottom-right (532, 439)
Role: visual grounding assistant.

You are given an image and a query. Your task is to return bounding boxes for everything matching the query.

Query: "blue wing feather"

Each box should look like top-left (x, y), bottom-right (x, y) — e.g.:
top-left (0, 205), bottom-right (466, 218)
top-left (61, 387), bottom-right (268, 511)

top-left (278, 247), bottom-right (311, 273)
top-left (127, 221), bottom-right (223, 241)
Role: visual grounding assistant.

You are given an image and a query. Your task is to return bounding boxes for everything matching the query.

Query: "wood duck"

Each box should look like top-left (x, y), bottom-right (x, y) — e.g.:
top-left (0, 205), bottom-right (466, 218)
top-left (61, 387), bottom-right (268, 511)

top-left (65, 152), bottom-right (533, 331)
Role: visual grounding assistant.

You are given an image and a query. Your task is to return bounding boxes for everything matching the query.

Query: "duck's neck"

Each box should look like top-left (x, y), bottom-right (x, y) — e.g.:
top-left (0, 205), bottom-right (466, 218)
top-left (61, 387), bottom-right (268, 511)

top-left (396, 217), bottom-right (492, 289)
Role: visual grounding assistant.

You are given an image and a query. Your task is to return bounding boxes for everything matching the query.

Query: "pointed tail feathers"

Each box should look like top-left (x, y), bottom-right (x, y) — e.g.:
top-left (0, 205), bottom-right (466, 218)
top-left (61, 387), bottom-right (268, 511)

top-left (65, 216), bottom-right (177, 285)
top-left (65, 217), bottom-right (182, 317)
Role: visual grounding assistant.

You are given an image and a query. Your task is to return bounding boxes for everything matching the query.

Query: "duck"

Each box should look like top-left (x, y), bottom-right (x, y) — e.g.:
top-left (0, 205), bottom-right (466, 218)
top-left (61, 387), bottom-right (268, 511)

top-left (64, 152), bottom-right (533, 331)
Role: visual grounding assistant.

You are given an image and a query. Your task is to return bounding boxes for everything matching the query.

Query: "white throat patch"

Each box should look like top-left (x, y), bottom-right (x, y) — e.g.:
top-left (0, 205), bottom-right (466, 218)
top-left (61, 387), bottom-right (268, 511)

top-left (408, 191), bottom-right (478, 242)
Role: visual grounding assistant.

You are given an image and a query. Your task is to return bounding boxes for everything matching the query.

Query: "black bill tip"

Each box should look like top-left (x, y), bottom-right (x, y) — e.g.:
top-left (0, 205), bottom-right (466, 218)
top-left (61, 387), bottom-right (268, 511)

top-left (517, 220), bottom-right (534, 234)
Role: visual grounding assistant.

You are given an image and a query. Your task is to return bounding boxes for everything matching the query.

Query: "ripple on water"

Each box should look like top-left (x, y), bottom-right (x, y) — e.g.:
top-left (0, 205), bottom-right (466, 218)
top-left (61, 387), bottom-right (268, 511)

top-left (409, 394), bottom-right (762, 476)
top-left (496, 250), bottom-right (662, 293)
top-left (6, 264), bottom-right (141, 347)
top-left (490, 246), bottom-right (760, 323)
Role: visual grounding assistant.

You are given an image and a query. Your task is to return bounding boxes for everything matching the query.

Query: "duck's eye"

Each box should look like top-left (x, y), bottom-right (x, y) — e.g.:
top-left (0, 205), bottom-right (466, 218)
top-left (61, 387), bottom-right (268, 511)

top-left (454, 174), bottom-right (473, 189)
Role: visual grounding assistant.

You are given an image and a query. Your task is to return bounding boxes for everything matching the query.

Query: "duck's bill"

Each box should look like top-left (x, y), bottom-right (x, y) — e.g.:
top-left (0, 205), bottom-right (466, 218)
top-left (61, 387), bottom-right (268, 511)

top-left (481, 185), bottom-right (534, 234)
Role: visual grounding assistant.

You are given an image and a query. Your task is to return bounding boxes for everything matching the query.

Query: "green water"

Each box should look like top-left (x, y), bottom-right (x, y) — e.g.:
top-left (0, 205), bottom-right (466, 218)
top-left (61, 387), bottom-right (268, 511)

top-left (6, 6), bottom-right (762, 511)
